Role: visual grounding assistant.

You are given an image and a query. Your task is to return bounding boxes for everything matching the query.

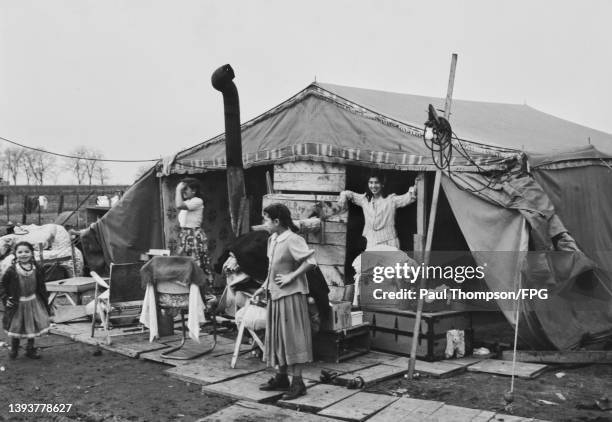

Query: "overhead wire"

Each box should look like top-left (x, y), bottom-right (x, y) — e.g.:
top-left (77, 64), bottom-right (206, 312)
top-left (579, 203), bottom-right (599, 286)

top-left (0, 135), bottom-right (160, 163)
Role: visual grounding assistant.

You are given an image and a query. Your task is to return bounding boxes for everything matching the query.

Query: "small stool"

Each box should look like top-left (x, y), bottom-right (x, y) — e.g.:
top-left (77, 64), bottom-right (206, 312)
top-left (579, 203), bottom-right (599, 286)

top-left (46, 277), bottom-right (97, 306)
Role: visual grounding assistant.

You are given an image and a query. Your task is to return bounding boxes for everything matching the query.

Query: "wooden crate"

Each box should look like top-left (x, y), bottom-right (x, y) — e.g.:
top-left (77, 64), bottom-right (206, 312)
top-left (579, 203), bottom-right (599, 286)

top-left (321, 301), bottom-right (352, 331)
top-left (273, 161), bottom-right (346, 193)
top-left (363, 308), bottom-right (473, 361)
top-left (313, 323), bottom-right (371, 363)
top-left (263, 192), bottom-right (347, 287)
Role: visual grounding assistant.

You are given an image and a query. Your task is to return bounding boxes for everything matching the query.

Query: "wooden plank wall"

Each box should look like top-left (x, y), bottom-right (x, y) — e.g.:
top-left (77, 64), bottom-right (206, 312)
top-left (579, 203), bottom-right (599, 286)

top-left (264, 161), bottom-right (348, 287)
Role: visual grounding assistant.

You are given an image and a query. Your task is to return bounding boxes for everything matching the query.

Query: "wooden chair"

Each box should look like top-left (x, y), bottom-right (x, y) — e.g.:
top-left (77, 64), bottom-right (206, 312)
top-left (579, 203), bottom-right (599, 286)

top-left (90, 262), bottom-right (146, 345)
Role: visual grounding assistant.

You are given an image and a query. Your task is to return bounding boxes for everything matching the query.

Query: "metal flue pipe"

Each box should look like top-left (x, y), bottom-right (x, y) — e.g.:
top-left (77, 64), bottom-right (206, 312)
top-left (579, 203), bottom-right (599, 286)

top-left (211, 64), bottom-right (247, 235)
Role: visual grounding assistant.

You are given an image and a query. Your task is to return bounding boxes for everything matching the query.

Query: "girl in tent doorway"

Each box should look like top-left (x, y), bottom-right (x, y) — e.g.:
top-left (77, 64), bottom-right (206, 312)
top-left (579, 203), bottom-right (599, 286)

top-left (338, 172), bottom-right (419, 249)
top-left (175, 177), bottom-right (212, 285)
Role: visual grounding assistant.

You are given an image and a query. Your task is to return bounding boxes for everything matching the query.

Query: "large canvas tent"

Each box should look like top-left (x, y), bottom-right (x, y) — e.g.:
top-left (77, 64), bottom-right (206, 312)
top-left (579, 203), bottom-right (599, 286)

top-left (82, 82), bottom-right (612, 351)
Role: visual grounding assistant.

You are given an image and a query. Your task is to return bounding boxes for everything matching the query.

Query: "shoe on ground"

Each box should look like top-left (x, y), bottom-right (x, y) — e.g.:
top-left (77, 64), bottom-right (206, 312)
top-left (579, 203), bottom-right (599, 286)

top-left (25, 348), bottom-right (41, 359)
top-left (282, 377), bottom-right (307, 400)
top-left (259, 373), bottom-right (289, 391)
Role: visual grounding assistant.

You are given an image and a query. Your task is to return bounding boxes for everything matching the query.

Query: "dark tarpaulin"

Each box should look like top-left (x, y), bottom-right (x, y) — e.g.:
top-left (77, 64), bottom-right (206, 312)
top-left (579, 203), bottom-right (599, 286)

top-left (531, 159), bottom-right (612, 348)
top-left (80, 168), bottom-right (163, 273)
top-left (443, 168), bottom-right (611, 350)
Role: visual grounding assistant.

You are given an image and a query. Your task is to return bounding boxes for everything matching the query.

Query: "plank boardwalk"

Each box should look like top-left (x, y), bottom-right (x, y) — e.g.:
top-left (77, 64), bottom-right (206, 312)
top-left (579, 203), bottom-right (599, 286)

top-left (277, 384), bottom-right (359, 413)
top-left (165, 354), bottom-right (266, 385)
top-left (336, 363), bottom-right (408, 386)
top-left (201, 370), bottom-right (315, 403)
top-left (367, 397), bottom-right (445, 422)
top-left (468, 359), bottom-right (548, 379)
top-left (383, 356), bottom-right (467, 378)
top-left (197, 400), bottom-right (341, 422)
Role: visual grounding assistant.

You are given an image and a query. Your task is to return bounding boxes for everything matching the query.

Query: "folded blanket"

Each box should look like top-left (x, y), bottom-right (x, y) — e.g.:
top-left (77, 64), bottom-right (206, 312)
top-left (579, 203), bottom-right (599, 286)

top-left (139, 256), bottom-right (206, 289)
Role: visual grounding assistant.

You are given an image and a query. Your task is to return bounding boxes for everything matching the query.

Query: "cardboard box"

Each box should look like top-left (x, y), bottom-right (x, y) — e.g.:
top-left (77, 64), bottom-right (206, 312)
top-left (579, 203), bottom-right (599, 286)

top-left (322, 300), bottom-right (351, 331)
top-left (351, 311), bottom-right (363, 326)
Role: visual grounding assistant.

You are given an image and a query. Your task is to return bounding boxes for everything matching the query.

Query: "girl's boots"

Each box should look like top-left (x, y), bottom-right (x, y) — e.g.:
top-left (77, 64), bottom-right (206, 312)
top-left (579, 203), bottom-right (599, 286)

top-left (9, 338), bottom-right (19, 359)
top-left (25, 339), bottom-right (41, 359)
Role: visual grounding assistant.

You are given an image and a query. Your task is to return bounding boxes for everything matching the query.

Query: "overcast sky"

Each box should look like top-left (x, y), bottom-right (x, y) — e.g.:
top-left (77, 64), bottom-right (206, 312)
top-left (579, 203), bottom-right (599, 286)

top-left (1, 0), bottom-right (610, 184)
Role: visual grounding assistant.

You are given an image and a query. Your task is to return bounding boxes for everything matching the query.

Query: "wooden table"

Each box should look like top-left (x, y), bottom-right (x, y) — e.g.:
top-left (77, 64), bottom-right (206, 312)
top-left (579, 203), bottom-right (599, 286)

top-left (46, 276), bottom-right (98, 306)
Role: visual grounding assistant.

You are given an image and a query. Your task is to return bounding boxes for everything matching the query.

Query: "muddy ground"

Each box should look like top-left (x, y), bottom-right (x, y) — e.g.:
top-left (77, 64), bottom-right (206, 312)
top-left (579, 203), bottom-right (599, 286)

top-left (1, 310), bottom-right (612, 422)
top-left (0, 327), bottom-right (234, 422)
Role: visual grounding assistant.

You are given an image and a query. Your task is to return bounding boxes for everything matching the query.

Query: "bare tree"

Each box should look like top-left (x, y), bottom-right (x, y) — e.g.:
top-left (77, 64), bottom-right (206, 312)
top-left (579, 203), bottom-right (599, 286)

top-left (95, 165), bottom-right (110, 185)
top-left (3, 147), bottom-right (25, 184)
top-left (65, 146), bottom-right (108, 185)
top-left (22, 149), bottom-right (57, 185)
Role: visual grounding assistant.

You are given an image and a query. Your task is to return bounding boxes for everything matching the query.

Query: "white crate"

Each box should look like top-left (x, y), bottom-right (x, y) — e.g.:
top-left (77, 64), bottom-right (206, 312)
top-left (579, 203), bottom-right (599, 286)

top-left (351, 311), bottom-right (363, 327)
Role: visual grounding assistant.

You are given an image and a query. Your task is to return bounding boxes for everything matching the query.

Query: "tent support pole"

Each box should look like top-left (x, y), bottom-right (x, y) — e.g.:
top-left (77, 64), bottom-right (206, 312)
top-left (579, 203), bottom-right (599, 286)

top-left (158, 176), bottom-right (166, 247)
top-left (408, 53), bottom-right (457, 379)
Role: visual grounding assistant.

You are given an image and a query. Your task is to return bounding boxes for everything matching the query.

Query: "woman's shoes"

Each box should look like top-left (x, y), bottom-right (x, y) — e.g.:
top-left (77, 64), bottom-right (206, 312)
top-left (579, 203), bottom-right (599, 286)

top-left (281, 377), bottom-right (307, 400)
top-left (259, 373), bottom-right (289, 391)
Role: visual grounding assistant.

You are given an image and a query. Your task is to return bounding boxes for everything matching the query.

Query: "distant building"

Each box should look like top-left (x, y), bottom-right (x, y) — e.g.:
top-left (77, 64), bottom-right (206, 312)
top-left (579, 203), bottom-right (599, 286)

top-left (0, 184), bottom-right (130, 228)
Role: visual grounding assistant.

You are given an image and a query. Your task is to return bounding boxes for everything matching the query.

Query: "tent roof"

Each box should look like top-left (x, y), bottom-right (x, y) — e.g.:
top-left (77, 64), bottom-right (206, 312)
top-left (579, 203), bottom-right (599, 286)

top-left (165, 82), bottom-right (612, 174)
top-left (317, 83), bottom-right (612, 155)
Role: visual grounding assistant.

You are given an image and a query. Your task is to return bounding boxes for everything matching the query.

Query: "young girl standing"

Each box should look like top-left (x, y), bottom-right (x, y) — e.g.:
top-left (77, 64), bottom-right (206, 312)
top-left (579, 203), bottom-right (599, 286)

top-left (1, 241), bottom-right (50, 359)
top-left (253, 203), bottom-right (316, 399)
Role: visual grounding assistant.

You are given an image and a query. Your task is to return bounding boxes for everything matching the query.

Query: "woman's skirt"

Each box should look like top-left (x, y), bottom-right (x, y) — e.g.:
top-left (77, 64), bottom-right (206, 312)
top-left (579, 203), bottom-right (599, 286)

top-left (264, 293), bottom-right (313, 367)
top-left (178, 227), bottom-right (212, 282)
top-left (6, 294), bottom-right (50, 339)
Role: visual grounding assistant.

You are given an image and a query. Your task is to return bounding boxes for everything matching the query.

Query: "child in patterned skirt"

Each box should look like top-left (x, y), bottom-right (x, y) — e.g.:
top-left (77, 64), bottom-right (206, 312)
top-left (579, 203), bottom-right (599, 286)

top-left (1, 241), bottom-right (50, 359)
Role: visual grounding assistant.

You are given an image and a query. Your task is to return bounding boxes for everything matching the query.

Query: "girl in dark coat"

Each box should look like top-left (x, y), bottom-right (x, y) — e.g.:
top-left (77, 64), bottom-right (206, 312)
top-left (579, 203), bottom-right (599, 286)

top-left (0, 241), bottom-right (50, 359)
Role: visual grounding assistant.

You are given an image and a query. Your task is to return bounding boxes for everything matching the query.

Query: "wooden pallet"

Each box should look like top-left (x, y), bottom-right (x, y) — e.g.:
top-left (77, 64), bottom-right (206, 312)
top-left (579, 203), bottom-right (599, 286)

top-left (336, 363), bottom-right (407, 387)
top-left (201, 370), bottom-right (317, 403)
top-left (367, 397), bottom-right (444, 422)
top-left (467, 359), bottom-right (548, 379)
top-left (165, 354), bottom-right (266, 385)
top-left (277, 384), bottom-right (359, 413)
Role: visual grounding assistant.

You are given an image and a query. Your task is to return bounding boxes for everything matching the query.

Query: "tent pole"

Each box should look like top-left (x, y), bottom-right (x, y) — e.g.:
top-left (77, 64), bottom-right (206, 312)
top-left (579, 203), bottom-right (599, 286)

top-left (408, 53), bottom-right (457, 379)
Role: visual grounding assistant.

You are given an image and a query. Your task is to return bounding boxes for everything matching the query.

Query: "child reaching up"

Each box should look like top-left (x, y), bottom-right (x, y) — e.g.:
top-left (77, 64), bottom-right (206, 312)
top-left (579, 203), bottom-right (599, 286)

top-left (253, 203), bottom-right (316, 400)
top-left (1, 241), bottom-right (50, 359)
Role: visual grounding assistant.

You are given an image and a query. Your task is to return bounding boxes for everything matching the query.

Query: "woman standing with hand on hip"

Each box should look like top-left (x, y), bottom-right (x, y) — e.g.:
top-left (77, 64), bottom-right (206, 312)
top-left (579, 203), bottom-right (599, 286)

top-left (175, 177), bottom-right (212, 284)
top-left (338, 172), bottom-right (418, 249)
top-left (253, 203), bottom-right (316, 400)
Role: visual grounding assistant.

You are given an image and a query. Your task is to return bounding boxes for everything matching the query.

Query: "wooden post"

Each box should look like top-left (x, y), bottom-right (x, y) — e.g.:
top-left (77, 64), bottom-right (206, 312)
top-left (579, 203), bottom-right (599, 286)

top-left (158, 177), bottom-right (166, 248)
top-left (6, 194), bottom-right (9, 223)
top-left (413, 172), bottom-right (427, 253)
top-left (22, 195), bottom-right (28, 224)
top-left (407, 172), bottom-right (427, 311)
top-left (408, 53), bottom-right (458, 379)
top-left (76, 194), bottom-right (80, 228)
